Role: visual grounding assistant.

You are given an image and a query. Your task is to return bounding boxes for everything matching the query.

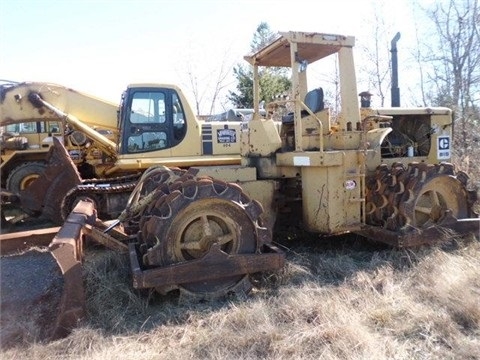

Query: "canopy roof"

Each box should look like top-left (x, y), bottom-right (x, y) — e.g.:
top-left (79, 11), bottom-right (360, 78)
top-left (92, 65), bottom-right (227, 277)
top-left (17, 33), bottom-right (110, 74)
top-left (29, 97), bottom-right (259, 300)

top-left (244, 31), bottom-right (355, 67)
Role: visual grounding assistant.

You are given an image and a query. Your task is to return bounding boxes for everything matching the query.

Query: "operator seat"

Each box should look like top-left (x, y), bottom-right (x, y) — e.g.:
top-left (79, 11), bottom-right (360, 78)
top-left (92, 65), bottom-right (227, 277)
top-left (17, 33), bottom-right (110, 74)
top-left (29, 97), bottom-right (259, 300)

top-left (282, 87), bottom-right (324, 123)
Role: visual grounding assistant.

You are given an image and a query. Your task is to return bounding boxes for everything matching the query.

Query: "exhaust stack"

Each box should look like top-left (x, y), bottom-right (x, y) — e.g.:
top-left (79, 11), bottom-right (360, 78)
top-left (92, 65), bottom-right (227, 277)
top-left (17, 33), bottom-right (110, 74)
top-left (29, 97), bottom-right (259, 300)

top-left (391, 32), bottom-right (401, 107)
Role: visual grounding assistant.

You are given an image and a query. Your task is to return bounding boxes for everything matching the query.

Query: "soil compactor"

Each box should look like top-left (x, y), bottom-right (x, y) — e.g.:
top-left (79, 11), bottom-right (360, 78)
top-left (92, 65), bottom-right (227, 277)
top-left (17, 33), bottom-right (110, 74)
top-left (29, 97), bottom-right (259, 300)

top-left (1, 31), bottom-right (479, 346)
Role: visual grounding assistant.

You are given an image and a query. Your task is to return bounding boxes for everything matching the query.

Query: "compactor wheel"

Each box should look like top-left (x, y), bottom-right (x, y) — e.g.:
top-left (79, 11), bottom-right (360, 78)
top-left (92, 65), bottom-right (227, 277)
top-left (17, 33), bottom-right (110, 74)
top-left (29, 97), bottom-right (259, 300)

top-left (122, 166), bottom-right (192, 233)
top-left (366, 162), bottom-right (471, 231)
top-left (365, 163), bottom-right (400, 226)
top-left (139, 177), bottom-right (267, 299)
top-left (399, 167), bottom-right (469, 228)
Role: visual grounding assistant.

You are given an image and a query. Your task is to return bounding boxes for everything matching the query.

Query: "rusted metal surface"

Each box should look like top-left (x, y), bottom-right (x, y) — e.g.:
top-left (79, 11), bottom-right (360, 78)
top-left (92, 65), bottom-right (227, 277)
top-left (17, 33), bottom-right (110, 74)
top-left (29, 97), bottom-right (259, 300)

top-left (49, 200), bottom-right (96, 340)
top-left (1, 189), bottom-right (19, 203)
top-left (358, 213), bottom-right (480, 248)
top-left (0, 200), bottom-right (95, 347)
top-left (364, 162), bottom-right (478, 246)
top-left (83, 219), bottom-right (129, 253)
top-left (18, 137), bottom-right (82, 224)
top-left (1, 190), bottom-right (20, 226)
top-left (138, 175), bottom-right (276, 296)
top-left (129, 242), bottom-right (285, 289)
top-left (0, 227), bottom-right (60, 254)
top-left (61, 175), bottom-right (140, 222)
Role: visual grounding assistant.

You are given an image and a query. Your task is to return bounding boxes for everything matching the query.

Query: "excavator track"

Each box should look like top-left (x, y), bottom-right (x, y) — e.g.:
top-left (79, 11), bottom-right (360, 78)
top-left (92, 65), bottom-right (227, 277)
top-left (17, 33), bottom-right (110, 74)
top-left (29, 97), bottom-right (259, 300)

top-left (365, 162), bottom-right (478, 245)
top-left (61, 174), bottom-right (141, 222)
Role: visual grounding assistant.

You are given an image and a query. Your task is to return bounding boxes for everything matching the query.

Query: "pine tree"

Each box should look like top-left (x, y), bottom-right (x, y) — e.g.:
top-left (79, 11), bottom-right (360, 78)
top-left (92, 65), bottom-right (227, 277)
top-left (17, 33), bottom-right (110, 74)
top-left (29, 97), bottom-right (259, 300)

top-left (228, 22), bottom-right (291, 108)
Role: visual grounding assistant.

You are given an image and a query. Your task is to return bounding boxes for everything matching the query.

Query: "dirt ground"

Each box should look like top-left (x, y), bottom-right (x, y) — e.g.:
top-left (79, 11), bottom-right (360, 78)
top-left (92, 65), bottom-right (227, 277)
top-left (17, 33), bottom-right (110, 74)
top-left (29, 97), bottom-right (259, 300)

top-left (0, 248), bottom-right (64, 347)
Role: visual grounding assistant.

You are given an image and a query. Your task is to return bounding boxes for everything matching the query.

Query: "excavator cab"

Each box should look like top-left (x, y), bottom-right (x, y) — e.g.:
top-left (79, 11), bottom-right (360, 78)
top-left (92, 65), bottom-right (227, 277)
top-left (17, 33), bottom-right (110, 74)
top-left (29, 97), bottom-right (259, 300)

top-left (118, 87), bottom-right (187, 154)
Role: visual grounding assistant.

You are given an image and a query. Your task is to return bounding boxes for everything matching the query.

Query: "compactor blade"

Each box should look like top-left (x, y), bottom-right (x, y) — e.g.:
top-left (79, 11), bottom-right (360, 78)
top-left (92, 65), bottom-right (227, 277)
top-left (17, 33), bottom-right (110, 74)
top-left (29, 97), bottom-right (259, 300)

top-left (0, 201), bottom-right (96, 348)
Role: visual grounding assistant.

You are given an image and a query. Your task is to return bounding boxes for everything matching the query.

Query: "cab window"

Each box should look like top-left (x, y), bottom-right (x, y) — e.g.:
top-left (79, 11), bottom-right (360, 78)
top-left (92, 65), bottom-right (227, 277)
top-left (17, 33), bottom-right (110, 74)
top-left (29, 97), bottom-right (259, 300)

top-left (125, 89), bottom-right (187, 153)
top-left (6, 122), bottom-right (37, 133)
top-left (130, 92), bottom-right (166, 124)
top-left (47, 122), bottom-right (62, 133)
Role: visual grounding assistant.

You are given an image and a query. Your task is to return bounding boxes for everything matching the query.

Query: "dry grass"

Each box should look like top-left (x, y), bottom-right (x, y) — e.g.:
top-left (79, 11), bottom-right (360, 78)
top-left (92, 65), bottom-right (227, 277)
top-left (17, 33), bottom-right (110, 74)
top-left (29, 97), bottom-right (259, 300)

top-left (2, 233), bottom-right (479, 360)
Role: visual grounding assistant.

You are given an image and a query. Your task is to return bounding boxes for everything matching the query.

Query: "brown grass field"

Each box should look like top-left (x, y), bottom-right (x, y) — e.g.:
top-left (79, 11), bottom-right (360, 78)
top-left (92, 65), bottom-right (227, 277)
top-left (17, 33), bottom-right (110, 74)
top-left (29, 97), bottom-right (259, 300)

top-left (1, 230), bottom-right (479, 360)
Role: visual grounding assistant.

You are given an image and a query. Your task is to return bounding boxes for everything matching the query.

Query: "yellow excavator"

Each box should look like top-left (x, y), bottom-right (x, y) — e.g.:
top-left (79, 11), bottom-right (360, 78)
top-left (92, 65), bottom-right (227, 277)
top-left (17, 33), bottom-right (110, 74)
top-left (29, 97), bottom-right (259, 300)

top-left (1, 81), bottom-right (245, 223)
top-left (1, 31), bottom-right (478, 347)
top-left (0, 80), bottom-right (119, 192)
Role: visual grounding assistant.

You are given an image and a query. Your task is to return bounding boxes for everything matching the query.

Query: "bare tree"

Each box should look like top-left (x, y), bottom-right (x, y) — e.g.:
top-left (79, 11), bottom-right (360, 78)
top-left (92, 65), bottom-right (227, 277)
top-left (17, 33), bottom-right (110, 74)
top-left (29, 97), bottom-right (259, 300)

top-left (420, 0), bottom-right (480, 175)
top-left (175, 38), bottom-right (237, 116)
top-left (186, 64), bottom-right (203, 117)
top-left (410, 8), bottom-right (429, 107)
top-left (357, 5), bottom-right (393, 107)
top-left (207, 53), bottom-right (233, 115)
top-left (184, 50), bottom-right (234, 116)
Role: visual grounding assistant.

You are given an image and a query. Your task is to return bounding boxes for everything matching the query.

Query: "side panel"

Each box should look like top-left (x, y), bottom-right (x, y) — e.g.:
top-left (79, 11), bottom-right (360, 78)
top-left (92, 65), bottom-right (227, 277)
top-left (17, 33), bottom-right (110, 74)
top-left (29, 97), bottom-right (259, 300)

top-left (300, 151), bottom-right (362, 234)
top-left (201, 122), bottom-right (241, 156)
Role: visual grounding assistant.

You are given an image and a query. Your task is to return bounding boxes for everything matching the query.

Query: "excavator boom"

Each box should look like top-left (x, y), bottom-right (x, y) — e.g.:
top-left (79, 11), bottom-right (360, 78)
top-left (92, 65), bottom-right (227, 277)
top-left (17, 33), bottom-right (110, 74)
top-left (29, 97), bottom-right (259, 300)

top-left (0, 81), bottom-right (118, 131)
top-left (26, 92), bottom-right (118, 159)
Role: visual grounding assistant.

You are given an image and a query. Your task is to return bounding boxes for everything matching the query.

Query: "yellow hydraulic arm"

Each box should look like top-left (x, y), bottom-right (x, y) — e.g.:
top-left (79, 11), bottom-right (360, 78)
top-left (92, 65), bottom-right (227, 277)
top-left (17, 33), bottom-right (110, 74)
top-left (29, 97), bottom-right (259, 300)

top-left (27, 92), bottom-right (118, 159)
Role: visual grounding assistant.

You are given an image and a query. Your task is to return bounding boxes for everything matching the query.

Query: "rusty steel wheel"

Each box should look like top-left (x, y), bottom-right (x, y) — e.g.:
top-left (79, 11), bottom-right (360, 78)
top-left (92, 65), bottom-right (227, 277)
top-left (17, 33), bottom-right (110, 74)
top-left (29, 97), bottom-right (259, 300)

top-left (366, 162), bottom-right (471, 231)
top-left (399, 173), bottom-right (469, 228)
top-left (139, 177), bottom-right (266, 299)
top-left (365, 163), bottom-right (398, 226)
top-left (121, 166), bottom-right (194, 233)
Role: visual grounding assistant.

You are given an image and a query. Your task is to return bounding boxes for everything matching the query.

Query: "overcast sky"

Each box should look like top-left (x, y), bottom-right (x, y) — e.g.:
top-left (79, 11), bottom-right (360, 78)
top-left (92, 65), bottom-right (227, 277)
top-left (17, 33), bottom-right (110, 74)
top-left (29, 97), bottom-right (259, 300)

top-left (1, 0), bottom-right (426, 112)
